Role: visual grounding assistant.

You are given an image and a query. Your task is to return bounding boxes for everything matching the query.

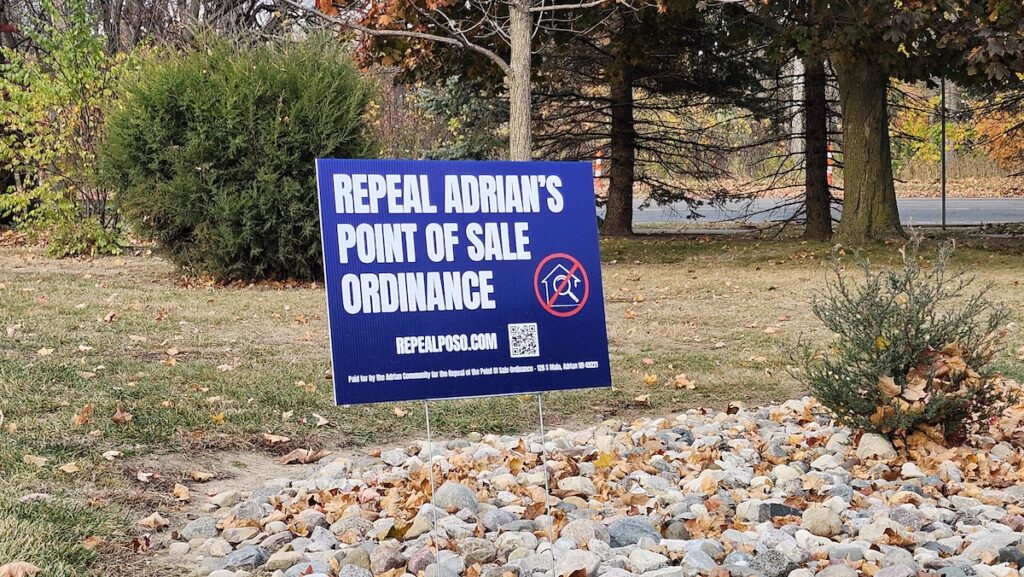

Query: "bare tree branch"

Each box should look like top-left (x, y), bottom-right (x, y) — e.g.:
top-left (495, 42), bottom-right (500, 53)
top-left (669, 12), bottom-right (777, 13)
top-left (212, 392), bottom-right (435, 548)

top-left (276, 0), bottom-right (512, 75)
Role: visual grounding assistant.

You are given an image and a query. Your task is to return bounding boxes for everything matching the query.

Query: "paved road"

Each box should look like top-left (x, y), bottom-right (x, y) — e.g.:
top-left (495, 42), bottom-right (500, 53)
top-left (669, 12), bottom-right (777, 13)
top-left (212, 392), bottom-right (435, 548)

top-left (629, 198), bottom-right (1024, 225)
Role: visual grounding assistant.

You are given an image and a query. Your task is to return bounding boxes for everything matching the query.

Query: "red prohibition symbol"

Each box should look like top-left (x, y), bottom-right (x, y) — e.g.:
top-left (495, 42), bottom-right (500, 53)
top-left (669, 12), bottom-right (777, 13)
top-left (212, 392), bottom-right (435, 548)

top-left (534, 252), bottom-right (590, 318)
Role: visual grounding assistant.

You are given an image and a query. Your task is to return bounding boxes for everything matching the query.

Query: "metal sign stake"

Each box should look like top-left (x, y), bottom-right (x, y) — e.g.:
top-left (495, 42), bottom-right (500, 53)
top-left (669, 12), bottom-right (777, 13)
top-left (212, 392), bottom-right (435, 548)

top-left (536, 393), bottom-right (555, 545)
top-left (424, 401), bottom-right (440, 551)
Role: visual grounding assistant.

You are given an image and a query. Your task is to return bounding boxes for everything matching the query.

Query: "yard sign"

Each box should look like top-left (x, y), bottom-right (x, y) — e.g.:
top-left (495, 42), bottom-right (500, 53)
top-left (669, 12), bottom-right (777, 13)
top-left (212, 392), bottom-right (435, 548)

top-left (316, 159), bottom-right (611, 405)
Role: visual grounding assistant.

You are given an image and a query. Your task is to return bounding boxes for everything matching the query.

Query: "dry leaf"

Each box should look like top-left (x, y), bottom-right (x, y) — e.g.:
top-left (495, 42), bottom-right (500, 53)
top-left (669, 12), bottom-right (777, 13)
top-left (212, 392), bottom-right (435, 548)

top-left (138, 511), bottom-right (168, 529)
top-left (878, 375), bottom-right (900, 398)
top-left (190, 470), bottom-right (214, 482)
top-left (278, 448), bottom-right (332, 465)
top-left (211, 412), bottom-right (225, 425)
top-left (112, 405), bottom-right (133, 425)
top-left (594, 452), bottom-right (616, 469)
top-left (633, 393), bottom-right (651, 403)
top-left (58, 461), bottom-right (81, 474)
top-left (393, 406), bottom-right (408, 417)
top-left (216, 364), bottom-right (234, 372)
top-left (0, 561), bottom-right (41, 577)
top-left (73, 404), bottom-right (95, 427)
top-left (674, 373), bottom-right (697, 390)
top-left (172, 483), bottom-right (190, 502)
top-left (36, 347), bottom-right (54, 356)
top-left (137, 471), bottom-right (157, 483)
top-left (875, 335), bottom-right (890, 351)
top-left (22, 454), bottom-right (48, 468)
top-left (81, 536), bottom-right (103, 549)
top-left (642, 373), bottom-right (658, 386)
top-left (102, 450), bottom-right (123, 461)
top-left (263, 433), bottom-right (291, 445)
top-left (312, 413), bottom-right (330, 427)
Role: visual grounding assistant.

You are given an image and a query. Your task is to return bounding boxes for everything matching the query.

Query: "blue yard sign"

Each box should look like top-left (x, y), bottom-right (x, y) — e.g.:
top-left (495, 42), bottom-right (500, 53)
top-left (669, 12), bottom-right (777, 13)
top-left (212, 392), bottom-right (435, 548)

top-left (316, 159), bottom-right (611, 405)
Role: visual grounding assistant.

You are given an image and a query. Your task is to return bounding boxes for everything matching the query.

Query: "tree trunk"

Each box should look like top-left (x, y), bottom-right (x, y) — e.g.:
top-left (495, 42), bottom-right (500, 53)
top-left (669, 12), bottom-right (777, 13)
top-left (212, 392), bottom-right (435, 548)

top-left (833, 55), bottom-right (904, 244)
top-left (601, 46), bottom-right (635, 237)
top-left (803, 54), bottom-right (832, 240)
top-left (507, 0), bottom-right (532, 161)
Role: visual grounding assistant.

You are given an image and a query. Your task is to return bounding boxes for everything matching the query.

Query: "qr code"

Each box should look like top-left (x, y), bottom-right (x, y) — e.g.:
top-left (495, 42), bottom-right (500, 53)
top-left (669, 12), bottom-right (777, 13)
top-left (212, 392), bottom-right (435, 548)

top-left (508, 322), bottom-right (540, 358)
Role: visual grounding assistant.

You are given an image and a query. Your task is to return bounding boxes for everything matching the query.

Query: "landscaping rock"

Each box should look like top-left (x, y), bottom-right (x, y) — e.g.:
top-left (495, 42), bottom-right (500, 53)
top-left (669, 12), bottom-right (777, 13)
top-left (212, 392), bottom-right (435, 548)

top-left (218, 546), bottom-right (270, 571)
top-left (434, 482), bottom-right (480, 513)
top-left (608, 517), bottom-right (662, 547)
top-left (802, 506), bottom-right (843, 537)
top-left (856, 434), bottom-right (897, 460)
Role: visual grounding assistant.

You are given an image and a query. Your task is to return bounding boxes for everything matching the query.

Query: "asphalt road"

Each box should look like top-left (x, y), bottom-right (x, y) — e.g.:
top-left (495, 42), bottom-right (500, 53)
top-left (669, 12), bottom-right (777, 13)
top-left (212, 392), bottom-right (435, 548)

top-left (629, 198), bottom-right (1024, 225)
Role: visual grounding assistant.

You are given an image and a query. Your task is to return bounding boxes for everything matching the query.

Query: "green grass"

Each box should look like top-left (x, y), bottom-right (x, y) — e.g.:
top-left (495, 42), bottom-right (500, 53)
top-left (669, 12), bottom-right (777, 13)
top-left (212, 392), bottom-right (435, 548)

top-left (1, 232), bottom-right (1023, 575)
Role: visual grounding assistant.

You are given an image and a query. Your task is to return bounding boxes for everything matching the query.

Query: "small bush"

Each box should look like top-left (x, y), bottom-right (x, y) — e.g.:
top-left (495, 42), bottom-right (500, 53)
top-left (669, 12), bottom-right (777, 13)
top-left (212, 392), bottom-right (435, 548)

top-left (101, 36), bottom-right (374, 280)
top-left (802, 240), bottom-right (1014, 441)
top-left (0, 0), bottom-right (128, 254)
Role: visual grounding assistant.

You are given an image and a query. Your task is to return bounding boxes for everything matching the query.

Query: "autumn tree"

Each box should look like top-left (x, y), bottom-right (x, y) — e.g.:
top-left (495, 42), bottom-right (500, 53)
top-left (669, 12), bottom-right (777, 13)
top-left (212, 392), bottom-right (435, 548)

top-left (285, 0), bottom-right (617, 161)
top-left (739, 0), bottom-right (1024, 244)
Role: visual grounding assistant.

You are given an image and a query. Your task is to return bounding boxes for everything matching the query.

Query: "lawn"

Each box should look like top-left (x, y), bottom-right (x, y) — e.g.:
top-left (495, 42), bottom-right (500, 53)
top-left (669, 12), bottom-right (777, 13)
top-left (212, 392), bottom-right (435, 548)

top-left (1, 232), bottom-right (1022, 575)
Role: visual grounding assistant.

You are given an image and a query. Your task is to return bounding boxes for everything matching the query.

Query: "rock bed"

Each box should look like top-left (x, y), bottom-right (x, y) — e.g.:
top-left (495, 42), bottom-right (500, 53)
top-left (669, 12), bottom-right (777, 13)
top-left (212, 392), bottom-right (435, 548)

top-left (163, 397), bottom-right (1024, 577)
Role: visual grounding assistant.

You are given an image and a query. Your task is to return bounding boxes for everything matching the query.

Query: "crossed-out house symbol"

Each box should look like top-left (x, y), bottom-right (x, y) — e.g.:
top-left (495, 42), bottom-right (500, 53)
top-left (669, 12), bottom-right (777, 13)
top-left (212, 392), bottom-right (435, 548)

top-left (540, 263), bottom-right (583, 307)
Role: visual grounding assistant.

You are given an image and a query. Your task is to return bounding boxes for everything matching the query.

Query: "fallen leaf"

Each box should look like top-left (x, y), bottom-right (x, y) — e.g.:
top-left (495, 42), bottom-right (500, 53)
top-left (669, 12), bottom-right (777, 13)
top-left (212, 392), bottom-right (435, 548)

top-left (172, 483), bottom-right (190, 502)
top-left (216, 364), bottom-right (234, 372)
top-left (594, 452), bottom-right (616, 469)
top-left (312, 413), bottom-right (330, 427)
top-left (190, 470), bottom-right (214, 482)
top-left (137, 471), bottom-right (157, 483)
top-left (81, 536), bottom-right (104, 549)
top-left (642, 357), bottom-right (654, 365)
top-left (278, 448), bottom-right (332, 465)
top-left (0, 561), bottom-right (41, 577)
top-left (102, 450), bottom-right (123, 461)
top-left (211, 412), bottom-right (225, 425)
top-left (58, 461), bottom-right (81, 474)
top-left (393, 406), bottom-right (408, 417)
top-left (112, 405), bottom-right (133, 425)
top-left (78, 371), bottom-right (96, 380)
top-left (77, 344), bottom-right (93, 352)
top-left (875, 335), bottom-right (891, 351)
top-left (36, 347), bottom-right (54, 356)
top-left (633, 393), bottom-right (651, 403)
top-left (165, 347), bottom-right (179, 356)
top-left (22, 454), bottom-right (48, 468)
top-left (263, 433), bottom-right (291, 445)
top-left (878, 375), bottom-right (900, 398)
top-left (674, 373), bottom-right (697, 390)
top-left (138, 511), bottom-right (168, 529)
top-left (72, 404), bottom-right (95, 427)
top-left (642, 373), bottom-right (658, 386)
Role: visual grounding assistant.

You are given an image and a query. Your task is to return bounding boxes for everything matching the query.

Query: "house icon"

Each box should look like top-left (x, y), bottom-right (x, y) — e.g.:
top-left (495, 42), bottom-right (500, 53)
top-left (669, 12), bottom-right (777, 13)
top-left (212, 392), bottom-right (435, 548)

top-left (540, 263), bottom-right (583, 307)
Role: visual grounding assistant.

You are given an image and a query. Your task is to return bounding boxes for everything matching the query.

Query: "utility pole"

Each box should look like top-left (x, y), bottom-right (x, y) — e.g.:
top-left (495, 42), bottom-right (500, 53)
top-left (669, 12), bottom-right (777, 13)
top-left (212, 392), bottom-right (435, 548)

top-left (940, 77), bottom-right (947, 231)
